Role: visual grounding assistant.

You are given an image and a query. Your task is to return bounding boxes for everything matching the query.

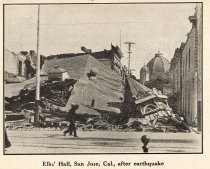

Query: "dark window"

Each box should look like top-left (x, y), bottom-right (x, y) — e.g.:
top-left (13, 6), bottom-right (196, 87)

top-left (183, 96), bottom-right (186, 115)
top-left (186, 55), bottom-right (187, 74)
top-left (189, 48), bottom-right (191, 70)
top-left (183, 96), bottom-right (185, 114)
top-left (18, 61), bottom-right (22, 75)
top-left (188, 93), bottom-right (190, 117)
top-left (186, 95), bottom-right (187, 115)
top-left (183, 59), bottom-right (185, 78)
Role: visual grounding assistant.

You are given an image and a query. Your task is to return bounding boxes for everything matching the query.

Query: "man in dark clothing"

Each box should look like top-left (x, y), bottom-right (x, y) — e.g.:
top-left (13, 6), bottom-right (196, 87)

top-left (24, 56), bottom-right (31, 79)
top-left (5, 130), bottom-right (11, 148)
top-left (63, 104), bottom-right (79, 137)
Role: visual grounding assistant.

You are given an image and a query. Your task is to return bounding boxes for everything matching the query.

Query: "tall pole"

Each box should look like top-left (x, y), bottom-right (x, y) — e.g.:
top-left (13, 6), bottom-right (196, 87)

top-left (124, 41), bottom-right (135, 77)
top-left (35, 5), bottom-right (40, 125)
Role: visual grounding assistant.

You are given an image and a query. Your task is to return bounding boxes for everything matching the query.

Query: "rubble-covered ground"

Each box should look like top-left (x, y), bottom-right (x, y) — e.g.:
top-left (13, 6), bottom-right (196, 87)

top-left (5, 77), bottom-right (193, 134)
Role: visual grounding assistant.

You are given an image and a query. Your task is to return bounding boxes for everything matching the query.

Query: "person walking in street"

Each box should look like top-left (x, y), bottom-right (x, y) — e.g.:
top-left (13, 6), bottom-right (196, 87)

top-left (63, 103), bottom-right (79, 137)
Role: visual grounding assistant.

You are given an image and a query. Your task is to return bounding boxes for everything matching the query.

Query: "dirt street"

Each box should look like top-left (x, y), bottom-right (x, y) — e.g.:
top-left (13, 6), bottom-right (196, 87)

top-left (5, 130), bottom-right (202, 154)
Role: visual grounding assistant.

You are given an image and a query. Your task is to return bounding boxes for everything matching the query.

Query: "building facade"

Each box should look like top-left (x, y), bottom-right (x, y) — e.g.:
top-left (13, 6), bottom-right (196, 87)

top-left (4, 49), bottom-right (44, 79)
top-left (170, 4), bottom-right (202, 130)
top-left (4, 49), bottom-right (26, 76)
top-left (196, 4), bottom-right (203, 132)
top-left (181, 25), bottom-right (197, 126)
top-left (168, 44), bottom-right (185, 114)
top-left (82, 45), bottom-right (124, 74)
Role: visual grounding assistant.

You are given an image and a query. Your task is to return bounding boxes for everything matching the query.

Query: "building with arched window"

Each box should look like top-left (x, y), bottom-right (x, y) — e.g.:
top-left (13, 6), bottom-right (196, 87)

top-left (169, 4), bottom-right (202, 131)
top-left (181, 4), bottom-right (202, 129)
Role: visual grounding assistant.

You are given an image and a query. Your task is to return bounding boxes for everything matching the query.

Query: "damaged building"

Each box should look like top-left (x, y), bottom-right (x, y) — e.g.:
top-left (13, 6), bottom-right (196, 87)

top-left (5, 51), bottom-right (125, 126)
top-left (41, 53), bottom-right (124, 115)
top-left (81, 44), bottom-right (124, 75)
top-left (5, 45), bottom-right (190, 132)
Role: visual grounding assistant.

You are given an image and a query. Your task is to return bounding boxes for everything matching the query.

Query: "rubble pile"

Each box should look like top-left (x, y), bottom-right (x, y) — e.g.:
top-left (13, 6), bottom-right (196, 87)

top-left (136, 99), bottom-right (191, 133)
top-left (5, 55), bottom-right (191, 133)
top-left (124, 78), bottom-right (191, 133)
top-left (5, 79), bottom-right (77, 112)
top-left (5, 77), bottom-right (191, 133)
top-left (5, 54), bottom-right (124, 130)
top-left (151, 115), bottom-right (190, 132)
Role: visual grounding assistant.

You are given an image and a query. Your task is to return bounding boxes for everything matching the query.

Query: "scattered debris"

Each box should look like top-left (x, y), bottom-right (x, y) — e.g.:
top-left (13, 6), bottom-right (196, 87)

top-left (5, 79), bottom-right (77, 111)
top-left (123, 78), bottom-right (191, 133)
top-left (4, 69), bottom-right (191, 133)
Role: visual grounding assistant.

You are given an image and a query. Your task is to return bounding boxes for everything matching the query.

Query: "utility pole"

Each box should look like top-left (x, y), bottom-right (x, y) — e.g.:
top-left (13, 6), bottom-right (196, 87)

top-left (35, 5), bottom-right (40, 125)
top-left (124, 41), bottom-right (135, 77)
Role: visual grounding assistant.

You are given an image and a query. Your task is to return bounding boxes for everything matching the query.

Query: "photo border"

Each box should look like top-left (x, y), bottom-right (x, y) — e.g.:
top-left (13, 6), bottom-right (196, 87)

top-left (3, 1), bottom-right (204, 155)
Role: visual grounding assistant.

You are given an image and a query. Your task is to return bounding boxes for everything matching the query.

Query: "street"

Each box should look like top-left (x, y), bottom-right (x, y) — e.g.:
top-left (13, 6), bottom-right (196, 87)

top-left (5, 130), bottom-right (202, 154)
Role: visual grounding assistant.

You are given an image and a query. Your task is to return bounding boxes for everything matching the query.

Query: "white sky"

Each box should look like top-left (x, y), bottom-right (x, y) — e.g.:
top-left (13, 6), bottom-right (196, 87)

top-left (4, 3), bottom-right (196, 77)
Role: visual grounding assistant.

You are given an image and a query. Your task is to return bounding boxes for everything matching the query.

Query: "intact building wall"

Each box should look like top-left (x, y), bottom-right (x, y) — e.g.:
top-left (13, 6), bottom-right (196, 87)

top-left (181, 27), bottom-right (197, 125)
top-left (196, 4), bottom-right (203, 131)
top-left (181, 4), bottom-right (202, 130)
top-left (169, 48), bottom-right (182, 114)
top-left (5, 49), bottom-right (18, 75)
top-left (4, 49), bottom-right (26, 76)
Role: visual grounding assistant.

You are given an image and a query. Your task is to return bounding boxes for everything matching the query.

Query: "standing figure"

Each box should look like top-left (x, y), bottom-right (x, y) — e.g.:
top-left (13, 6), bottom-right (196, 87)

top-left (5, 129), bottom-right (11, 148)
top-left (91, 99), bottom-right (95, 107)
top-left (63, 104), bottom-right (79, 137)
top-left (24, 56), bottom-right (31, 79)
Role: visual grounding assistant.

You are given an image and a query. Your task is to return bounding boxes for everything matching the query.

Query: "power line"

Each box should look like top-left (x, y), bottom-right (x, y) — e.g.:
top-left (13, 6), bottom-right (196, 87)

top-left (41, 21), bottom-right (154, 25)
top-left (27, 20), bottom-right (175, 26)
